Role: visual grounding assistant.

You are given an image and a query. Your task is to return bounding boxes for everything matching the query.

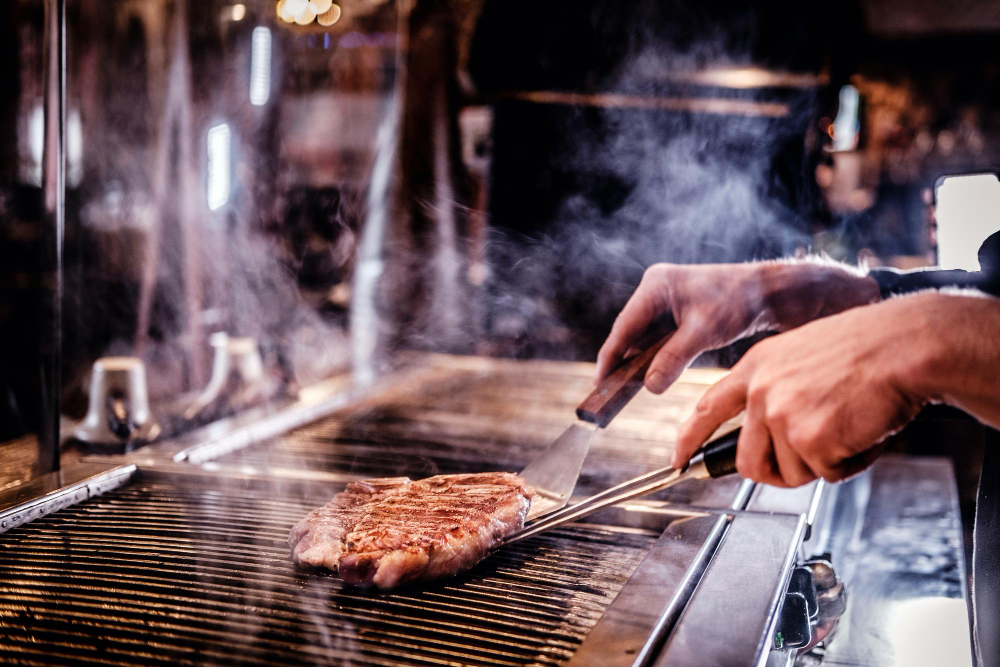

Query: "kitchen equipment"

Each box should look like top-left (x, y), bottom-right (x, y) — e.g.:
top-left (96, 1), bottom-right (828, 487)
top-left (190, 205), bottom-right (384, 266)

top-left (0, 355), bottom-right (968, 666)
top-left (518, 420), bottom-right (597, 520)
top-left (519, 334), bottom-right (677, 520)
top-left (74, 357), bottom-right (160, 449)
top-left (184, 333), bottom-right (276, 421)
top-left (508, 427), bottom-right (739, 544)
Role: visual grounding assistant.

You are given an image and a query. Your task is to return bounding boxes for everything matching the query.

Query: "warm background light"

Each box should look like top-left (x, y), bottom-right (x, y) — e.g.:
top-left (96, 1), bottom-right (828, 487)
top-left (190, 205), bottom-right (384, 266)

top-left (284, 0), bottom-right (307, 15)
top-left (277, 0), bottom-right (295, 22)
top-left (277, 0), bottom-right (341, 26)
top-left (317, 4), bottom-right (342, 26)
top-left (294, 7), bottom-right (317, 24)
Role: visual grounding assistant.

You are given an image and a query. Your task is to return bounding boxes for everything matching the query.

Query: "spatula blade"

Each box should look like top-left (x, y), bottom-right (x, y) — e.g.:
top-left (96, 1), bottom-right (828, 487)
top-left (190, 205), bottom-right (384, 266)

top-left (520, 421), bottom-right (596, 521)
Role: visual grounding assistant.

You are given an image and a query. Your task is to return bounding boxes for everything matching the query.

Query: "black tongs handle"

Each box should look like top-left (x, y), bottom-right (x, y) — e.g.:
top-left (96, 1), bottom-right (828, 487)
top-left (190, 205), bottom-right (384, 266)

top-left (688, 428), bottom-right (741, 479)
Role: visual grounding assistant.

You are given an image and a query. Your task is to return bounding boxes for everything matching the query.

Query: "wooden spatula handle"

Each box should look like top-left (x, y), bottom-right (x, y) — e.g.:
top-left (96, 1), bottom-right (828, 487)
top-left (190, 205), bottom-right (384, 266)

top-left (575, 335), bottom-right (673, 428)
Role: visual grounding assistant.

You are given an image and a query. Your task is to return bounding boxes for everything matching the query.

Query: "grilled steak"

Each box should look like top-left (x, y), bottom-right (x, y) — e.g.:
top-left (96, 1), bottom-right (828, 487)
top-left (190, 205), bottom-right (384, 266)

top-left (289, 472), bottom-right (534, 589)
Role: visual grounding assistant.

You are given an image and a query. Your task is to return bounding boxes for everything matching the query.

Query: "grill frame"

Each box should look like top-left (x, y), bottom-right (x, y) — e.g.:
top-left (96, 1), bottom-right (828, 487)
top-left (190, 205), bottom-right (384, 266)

top-left (0, 465), bottom-right (678, 667)
top-left (0, 355), bottom-right (832, 666)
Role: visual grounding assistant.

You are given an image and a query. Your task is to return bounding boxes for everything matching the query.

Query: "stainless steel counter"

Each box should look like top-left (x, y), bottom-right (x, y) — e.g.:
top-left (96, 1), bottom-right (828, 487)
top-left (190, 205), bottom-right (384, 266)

top-left (803, 454), bottom-right (973, 667)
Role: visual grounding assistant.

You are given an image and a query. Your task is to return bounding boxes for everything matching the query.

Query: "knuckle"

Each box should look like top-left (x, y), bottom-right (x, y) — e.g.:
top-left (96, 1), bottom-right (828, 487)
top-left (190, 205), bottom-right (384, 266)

top-left (805, 449), bottom-right (845, 482)
top-left (654, 349), bottom-right (685, 373)
top-left (788, 422), bottom-right (826, 452)
top-left (736, 453), bottom-right (765, 482)
top-left (640, 264), bottom-right (666, 285)
top-left (646, 262), bottom-right (670, 277)
top-left (769, 475), bottom-right (793, 489)
top-left (764, 403), bottom-right (787, 426)
top-left (746, 382), bottom-right (769, 406)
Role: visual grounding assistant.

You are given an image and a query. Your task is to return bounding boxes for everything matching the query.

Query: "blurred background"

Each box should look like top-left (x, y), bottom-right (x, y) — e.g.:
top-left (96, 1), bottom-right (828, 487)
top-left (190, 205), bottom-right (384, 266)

top-left (2, 0), bottom-right (1000, 484)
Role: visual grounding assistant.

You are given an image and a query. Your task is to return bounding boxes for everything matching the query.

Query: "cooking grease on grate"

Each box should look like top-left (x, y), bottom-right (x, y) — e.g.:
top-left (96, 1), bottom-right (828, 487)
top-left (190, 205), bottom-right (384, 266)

top-left (0, 482), bottom-right (655, 666)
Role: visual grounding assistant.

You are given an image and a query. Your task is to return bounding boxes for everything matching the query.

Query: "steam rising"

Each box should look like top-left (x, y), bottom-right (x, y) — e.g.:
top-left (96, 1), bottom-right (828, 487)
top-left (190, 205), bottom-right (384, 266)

top-left (480, 45), bottom-right (819, 356)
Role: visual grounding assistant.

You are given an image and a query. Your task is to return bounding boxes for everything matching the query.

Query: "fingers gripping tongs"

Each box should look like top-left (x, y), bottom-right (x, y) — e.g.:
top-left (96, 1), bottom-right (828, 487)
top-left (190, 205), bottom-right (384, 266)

top-left (510, 336), bottom-right (740, 544)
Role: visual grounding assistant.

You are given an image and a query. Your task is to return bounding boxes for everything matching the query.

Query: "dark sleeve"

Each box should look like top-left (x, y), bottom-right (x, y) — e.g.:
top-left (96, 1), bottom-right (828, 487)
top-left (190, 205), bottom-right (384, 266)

top-left (868, 231), bottom-right (1000, 298)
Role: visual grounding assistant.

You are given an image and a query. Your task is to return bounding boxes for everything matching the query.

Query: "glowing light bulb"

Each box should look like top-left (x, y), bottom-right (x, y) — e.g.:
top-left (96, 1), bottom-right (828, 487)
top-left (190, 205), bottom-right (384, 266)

top-left (231, 3), bottom-right (246, 20)
top-left (249, 27), bottom-right (272, 106)
top-left (294, 7), bottom-right (316, 24)
top-left (284, 0), bottom-right (307, 16)
top-left (278, 0), bottom-right (296, 22)
top-left (206, 124), bottom-right (231, 211)
top-left (317, 3), bottom-right (341, 26)
top-left (312, 0), bottom-right (332, 13)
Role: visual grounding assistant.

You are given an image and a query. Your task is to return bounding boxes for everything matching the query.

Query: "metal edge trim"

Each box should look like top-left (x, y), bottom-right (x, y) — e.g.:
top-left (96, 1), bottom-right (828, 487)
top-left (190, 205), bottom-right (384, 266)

top-left (633, 514), bottom-right (734, 666)
top-left (0, 464), bottom-right (136, 534)
top-left (732, 478), bottom-right (756, 510)
top-left (753, 513), bottom-right (809, 667)
top-left (646, 512), bottom-right (808, 667)
top-left (802, 479), bottom-right (826, 541)
top-left (133, 461), bottom-right (371, 487)
top-left (99, 364), bottom-right (436, 466)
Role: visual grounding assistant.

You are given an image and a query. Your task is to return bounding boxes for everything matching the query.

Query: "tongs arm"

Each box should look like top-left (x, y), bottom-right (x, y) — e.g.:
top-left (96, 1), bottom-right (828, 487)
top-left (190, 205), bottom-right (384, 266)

top-left (503, 428), bottom-right (740, 546)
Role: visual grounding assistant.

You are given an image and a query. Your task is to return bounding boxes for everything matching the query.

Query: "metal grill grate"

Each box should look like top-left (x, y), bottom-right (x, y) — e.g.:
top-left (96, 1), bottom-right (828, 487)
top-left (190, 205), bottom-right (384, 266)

top-left (0, 481), bottom-right (656, 666)
top-left (209, 363), bottom-right (718, 496)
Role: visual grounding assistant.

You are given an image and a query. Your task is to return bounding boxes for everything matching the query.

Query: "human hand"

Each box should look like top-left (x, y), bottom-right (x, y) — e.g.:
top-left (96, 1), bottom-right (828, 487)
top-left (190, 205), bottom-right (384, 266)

top-left (595, 261), bottom-right (880, 394)
top-left (672, 296), bottom-right (935, 487)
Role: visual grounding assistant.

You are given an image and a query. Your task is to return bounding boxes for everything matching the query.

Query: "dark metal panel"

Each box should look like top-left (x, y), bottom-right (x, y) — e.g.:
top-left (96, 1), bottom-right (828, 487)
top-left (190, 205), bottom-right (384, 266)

top-left (568, 514), bottom-right (731, 667)
top-left (653, 512), bottom-right (806, 667)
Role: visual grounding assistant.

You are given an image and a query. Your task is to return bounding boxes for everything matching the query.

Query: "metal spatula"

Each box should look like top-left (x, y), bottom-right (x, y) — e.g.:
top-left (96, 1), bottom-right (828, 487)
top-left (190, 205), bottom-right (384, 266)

top-left (519, 336), bottom-right (675, 521)
top-left (508, 427), bottom-right (739, 544)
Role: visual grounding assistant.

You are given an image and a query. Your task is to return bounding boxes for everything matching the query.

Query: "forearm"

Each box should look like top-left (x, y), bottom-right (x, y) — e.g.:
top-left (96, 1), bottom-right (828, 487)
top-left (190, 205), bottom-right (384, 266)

top-left (755, 258), bottom-right (881, 332)
top-left (904, 290), bottom-right (1000, 429)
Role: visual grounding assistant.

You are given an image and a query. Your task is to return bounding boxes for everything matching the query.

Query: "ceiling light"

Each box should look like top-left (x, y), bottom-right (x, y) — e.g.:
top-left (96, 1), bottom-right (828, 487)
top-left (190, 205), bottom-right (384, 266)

top-left (317, 4), bottom-right (341, 26)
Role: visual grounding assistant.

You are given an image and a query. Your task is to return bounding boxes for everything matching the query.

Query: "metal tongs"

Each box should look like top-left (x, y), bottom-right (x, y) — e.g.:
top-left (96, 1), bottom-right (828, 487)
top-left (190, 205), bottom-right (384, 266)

top-left (508, 330), bottom-right (741, 544)
top-left (504, 428), bottom-right (739, 545)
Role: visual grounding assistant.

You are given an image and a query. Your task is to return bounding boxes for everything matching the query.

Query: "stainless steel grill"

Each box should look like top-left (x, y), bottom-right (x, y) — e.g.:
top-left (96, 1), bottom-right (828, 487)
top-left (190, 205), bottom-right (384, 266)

top-left (201, 357), bottom-right (734, 499)
top-left (2, 354), bottom-right (957, 666)
top-left (0, 478), bottom-right (656, 666)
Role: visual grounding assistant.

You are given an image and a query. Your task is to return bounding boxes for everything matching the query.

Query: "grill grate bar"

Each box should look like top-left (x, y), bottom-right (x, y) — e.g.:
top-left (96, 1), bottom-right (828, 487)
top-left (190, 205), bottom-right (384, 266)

top-left (0, 583), bottom-right (586, 651)
top-left (0, 482), bottom-right (655, 666)
top-left (0, 561), bottom-right (611, 638)
top-left (0, 605), bottom-right (538, 666)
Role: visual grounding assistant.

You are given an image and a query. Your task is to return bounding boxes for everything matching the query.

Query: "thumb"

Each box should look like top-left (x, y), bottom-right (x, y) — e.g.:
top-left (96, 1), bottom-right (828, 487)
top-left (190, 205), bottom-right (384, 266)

top-left (643, 326), bottom-right (705, 394)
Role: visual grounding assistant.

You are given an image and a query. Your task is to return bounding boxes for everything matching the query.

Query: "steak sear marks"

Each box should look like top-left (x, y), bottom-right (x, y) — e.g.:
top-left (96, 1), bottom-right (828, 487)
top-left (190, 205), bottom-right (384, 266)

top-left (289, 472), bottom-right (534, 589)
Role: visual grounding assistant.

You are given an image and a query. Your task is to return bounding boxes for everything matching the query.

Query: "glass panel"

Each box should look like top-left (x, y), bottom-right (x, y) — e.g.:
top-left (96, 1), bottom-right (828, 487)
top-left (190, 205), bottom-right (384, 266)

top-left (0, 0), bottom-right (401, 462)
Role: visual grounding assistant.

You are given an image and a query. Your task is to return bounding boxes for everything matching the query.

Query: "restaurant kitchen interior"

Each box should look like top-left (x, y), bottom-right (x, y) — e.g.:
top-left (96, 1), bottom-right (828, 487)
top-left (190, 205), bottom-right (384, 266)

top-left (1, 0), bottom-right (999, 665)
